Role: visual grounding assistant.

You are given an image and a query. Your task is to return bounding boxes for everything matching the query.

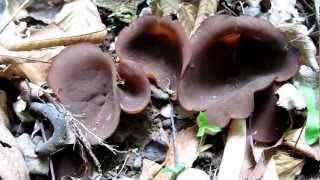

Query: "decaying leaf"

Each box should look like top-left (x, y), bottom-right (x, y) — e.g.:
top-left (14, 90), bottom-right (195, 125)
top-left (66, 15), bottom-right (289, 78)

top-left (165, 126), bottom-right (199, 167)
top-left (260, 0), bottom-right (303, 25)
top-left (1, 0), bottom-right (107, 51)
top-left (190, 0), bottom-right (218, 36)
top-left (94, 0), bottom-right (140, 13)
top-left (159, 0), bottom-right (180, 16)
top-left (0, 90), bottom-right (30, 180)
top-left (153, 126), bottom-right (199, 179)
top-left (139, 159), bottom-right (164, 180)
top-left (282, 129), bottom-right (319, 160)
top-left (177, 3), bottom-right (197, 35)
top-left (277, 23), bottom-right (319, 71)
top-left (0, 47), bottom-right (63, 85)
top-left (275, 83), bottom-right (306, 110)
top-left (274, 150), bottom-right (305, 180)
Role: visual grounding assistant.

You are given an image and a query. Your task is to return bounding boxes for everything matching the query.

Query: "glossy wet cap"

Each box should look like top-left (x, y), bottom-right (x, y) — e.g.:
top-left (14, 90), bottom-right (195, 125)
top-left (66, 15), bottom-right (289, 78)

top-left (178, 15), bottom-right (299, 127)
top-left (48, 43), bottom-right (120, 144)
top-left (116, 15), bottom-right (191, 92)
top-left (117, 59), bottom-right (151, 114)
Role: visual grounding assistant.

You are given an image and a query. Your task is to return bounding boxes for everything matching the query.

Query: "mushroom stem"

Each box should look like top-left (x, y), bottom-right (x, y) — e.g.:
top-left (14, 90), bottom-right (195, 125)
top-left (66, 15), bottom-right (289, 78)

top-left (218, 119), bottom-right (246, 180)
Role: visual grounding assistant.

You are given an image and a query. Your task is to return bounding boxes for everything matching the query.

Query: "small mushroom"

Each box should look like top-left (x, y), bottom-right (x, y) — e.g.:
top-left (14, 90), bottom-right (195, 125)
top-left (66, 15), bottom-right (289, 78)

top-left (117, 59), bottom-right (151, 114)
top-left (52, 147), bottom-right (93, 179)
top-left (48, 43), bottom-right (120, 144)
top-left (178, 15), bottom-right (299, 127)
top-left (116, 15), bottom-right (191, 92)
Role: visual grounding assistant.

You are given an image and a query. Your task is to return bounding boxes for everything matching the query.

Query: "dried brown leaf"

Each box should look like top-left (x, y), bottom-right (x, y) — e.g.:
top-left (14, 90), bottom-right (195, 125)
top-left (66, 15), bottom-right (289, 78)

top-left (277, 23), bottom-right (319, 71)
top-left (274, 151), bottom-right (304, 180)
top-left (177, 3), bottom-right (197, 36)
top-left (159, 0), bottom-right (180, 16)
top-left (165, 126), bottom-right (199, 167)
top-left (0, 90), bottom-right (30, 180)
top-left (139, 159), bottom-right (164, 180)
top-left (190, 0), bottom-right (218, 36)
top-left (1, 0), bottom-right (107, 51)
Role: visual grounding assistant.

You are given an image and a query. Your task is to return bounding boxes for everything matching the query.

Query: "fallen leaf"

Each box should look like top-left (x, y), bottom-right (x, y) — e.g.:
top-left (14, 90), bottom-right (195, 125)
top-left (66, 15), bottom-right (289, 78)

top-left (177, 3), bottom-right (197, 35)
top-left (0, 90), bottom-right (30, 180)
top-left (190, 0), bottom-right (218, 36)
top-left (276, 83), bottom-right (306, 110)
top-left (261, 0), bottom-right (303, 25)
top-left (165, 126), bottom-right (199, 167)
top-left (274, 150), bottom-right (305, 180)
top-left (277, 23), bottom-right (319, 72)
top-left (282, 129), bottom-right (319, 160)
top-left (159, 0), bottom-right (180, 16)
top-left (1, 0), bottom-right (107, 51)
top-left (154, 126), bottom-right (199, 179)
top-left (139, 159), bottom-right (164, 180)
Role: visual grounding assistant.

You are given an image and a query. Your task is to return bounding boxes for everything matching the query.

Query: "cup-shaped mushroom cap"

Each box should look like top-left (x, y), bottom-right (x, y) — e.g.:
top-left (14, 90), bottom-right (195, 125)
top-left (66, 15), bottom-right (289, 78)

top-left (248, 84), bottom-right (290, 143)
top-left (118, 59), bottom-right (151, 114)
top-left (178, 15), bottom-right (299, 127)
top-left (116, 15), bottom-right (191, 92)
top-left (48, 43), bottom-right (120, 144)
top-left (53, 148), bottom-right (93, 179)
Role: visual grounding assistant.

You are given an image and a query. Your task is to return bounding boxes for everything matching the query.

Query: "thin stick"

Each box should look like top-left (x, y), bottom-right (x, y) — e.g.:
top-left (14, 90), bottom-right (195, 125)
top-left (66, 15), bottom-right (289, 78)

top-left (115, 154), bottom-right (129, 178)
top-left (0, 0), bottom-right (31, 34)
top-left (39, 122), bottom-right (56, 180)
top-left (169, 102), bottom-right (178, 164)
top-left (292, 122), bottom-right (305, 155)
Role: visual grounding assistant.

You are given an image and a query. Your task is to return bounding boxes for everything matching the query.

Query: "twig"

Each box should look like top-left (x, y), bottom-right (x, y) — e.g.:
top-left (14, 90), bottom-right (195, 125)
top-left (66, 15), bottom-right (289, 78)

top-left (292, 121), bottom-right (306, 155)
top-left (115, 154), bottom-right (129, 178)
top-left (39, 122), bottom-right (56, 180)
top-left (0, 0), bottom-right (31, 34)
top-left (169, 102), bottom-right (178, 164)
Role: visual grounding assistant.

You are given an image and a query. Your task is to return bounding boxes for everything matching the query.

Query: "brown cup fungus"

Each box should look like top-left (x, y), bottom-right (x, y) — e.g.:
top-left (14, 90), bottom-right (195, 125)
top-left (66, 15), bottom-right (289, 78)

top-left (178, 15), bottom-right (299, 130)
top-left (117, 59), bottom-right (151, 114)
top-left (116, 16), bottom-right (191, 92)
top-left (48, 43), bottom-right (151, 144)
top-left (48, 43), bottom-right (120, 144)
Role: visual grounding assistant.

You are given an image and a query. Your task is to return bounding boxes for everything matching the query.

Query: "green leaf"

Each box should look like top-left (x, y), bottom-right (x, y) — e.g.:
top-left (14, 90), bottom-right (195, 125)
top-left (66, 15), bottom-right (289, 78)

top-left (205, 124), bottom-right (222, 133)
top-left (295, 83), bottom-right (320, 144)
top-left (196, 127), bottom-right (206, 137)
top-left (196, 111), bottom-right (221, 137)
top-left (161, 163), bottom-right (185, 175)
top-left (197, 111), bottom-right (208, 127)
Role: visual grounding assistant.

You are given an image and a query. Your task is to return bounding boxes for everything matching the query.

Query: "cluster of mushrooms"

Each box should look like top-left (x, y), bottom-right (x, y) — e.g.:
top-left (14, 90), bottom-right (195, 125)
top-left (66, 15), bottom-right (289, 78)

top-left (46, 15), bottom-right (301, 177)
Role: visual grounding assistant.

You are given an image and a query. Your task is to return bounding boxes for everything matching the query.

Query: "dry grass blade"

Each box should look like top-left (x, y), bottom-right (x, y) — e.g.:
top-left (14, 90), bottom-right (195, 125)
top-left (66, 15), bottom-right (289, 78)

top-left (177, 3), bottom-right (198, 36)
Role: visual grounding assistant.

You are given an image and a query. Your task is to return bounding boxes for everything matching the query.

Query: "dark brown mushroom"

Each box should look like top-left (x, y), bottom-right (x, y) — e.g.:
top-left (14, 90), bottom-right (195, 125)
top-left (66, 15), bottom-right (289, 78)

top-left (48, 43), bottom-right (120, 144)
top-left (52, 147), bottom-right (93, 179)
top-left (117, 59), bottom-right (151, 114)
top-left (116, 15), bottom-right (191, 92)
top-left (248, 84), bottom-right (290, 143)
top-left (178, 15), bottom-right (299, 128)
